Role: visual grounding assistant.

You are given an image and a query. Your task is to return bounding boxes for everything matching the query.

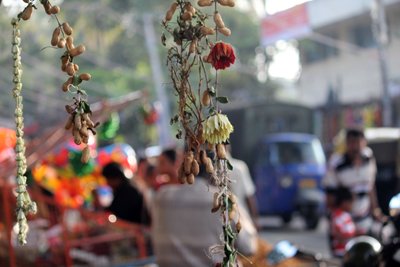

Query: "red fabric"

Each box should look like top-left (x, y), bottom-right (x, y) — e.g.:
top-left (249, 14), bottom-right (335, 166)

top-left (331, 209), bottom-right (356, 256)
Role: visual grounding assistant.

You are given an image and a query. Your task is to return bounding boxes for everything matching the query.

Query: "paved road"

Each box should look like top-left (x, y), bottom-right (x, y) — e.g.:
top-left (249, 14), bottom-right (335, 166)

top-left (259, 215), bottom-right (332, 258)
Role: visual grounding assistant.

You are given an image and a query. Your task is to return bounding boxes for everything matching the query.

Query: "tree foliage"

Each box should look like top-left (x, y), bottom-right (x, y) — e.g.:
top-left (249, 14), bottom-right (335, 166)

top-left (0, 0), bottom-right (276, 147)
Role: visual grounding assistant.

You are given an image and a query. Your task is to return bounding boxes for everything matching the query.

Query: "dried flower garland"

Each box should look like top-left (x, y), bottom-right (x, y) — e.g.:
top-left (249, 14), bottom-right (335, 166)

top-left (11, 0), bottom-right (96, 244)
top-left (162, 1), bottom-right (240, 266)
top-left (11, 17), bottom-right (37, 245)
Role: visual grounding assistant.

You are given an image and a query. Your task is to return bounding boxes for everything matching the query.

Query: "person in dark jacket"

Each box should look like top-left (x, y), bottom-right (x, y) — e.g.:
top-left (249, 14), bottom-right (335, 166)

top-left (102, 162), bottom-right (151, 225)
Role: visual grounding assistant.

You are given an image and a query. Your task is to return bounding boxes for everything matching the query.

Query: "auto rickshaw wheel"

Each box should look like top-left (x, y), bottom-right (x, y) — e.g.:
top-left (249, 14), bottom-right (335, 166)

top-left (281, 214), bottom-right (292, 224)
top-left (305, 216), bottom-right (319, 230)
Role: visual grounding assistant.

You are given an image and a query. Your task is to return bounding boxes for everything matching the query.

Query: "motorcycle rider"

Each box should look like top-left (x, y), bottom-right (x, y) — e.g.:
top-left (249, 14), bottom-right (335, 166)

top-left (323, 127), bottom-right (385, 235)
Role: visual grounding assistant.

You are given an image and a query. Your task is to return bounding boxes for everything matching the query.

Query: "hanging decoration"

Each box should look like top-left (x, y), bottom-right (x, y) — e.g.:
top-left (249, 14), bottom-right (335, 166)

top-left (162, 1), bottom-right (240, 266)
top-left (10, 0), bottom-right (97, 244)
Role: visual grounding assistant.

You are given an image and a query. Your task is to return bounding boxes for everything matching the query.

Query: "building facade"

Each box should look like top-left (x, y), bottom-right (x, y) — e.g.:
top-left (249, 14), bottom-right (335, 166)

top-left (297, 0), bottom-right (400, 108)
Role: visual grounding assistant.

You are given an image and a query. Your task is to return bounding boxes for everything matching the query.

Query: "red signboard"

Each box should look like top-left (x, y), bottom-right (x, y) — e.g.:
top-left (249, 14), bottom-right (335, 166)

top-left (261, 4), bottom-right (310, 46)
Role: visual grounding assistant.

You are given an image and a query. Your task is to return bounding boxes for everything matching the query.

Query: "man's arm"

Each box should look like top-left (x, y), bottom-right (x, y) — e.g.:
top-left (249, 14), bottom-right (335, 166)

top-left (245, 195), bottom-right (259, 229)
top-left (369, 186), bottom-right (385, 220)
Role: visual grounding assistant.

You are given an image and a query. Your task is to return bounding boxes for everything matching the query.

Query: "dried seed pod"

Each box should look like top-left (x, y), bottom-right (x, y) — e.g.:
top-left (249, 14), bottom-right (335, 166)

top-left (49, 5), bottom-right (60, 14)
top-left (65, 104), bottom-right (74, 114)
top-left (189, 39), bottom-right (197, 54)
top-left (205, 158), bottom-right (214, 174)
top-left (184, 2), bottom-right (196, 15)
top-left (66, 36), bottom-right (74, 50)
top-left (73, 129), bottom-right (82, 145)
top-left (187, 174), bottom-right (195, 184)
top-left (191, 159), bottom-right (200, 176)
top-left (66, 62), bottom-right (75, 76)
top-left (20, 5), bottom-right (33, 21)
top-left (217, 0), bottom-right (235, 7)
top-left (236, 220), bottom-right (242, 233)
top-left (51, 27), bottom-right (61, 46)
top-left (216, 144), bottom-right (226, 159)
top-left (73, 63), bottom-right (79, 72)
top-left (65, 115), bottom-right (74, 130)
top-left (79, 73), bottom-right (91, 81)
top-left (70, 45), bottom-right (85, 57)
top-left (218, 27), bottom-right (231, 37)
top-left (62, 22), bottom-right (73, 35)
top-left (211, 192), bottom-right (221, 213)
top-left (229, 203), bottom-right (237, 220)
top-left (57, 38), bottom-right (66, 48)
top-left (43, 1), bottom-right (51, 15)
top-left (165, 2), bottom-right (178, 22)
top-left (202, 90), bottom-right (211, 106)
top-left (81, 146), bottom-right (90, 163)
top-left (74, 113), bottom-right (82, 130)
top-left (61, 54), bottom-right (69, 65)
top-left (213, 12), bottom-right (225, 28)
top-left (200, 26), bottom-right (215, 36)
top-left (82, 135), bottom-right (89, 144)
top-left (62, 77), bottom-right (73, 92)
top-left (198, 0), bottom-right (213, 7)
top-left (181, 11), bottom-right (193, 21)
top-left (80, 125), bottom-right (89, 138)
top-left (82, 113), bottom-right (94, 127)
top-left (229, 193), bottom-right (237, 204)
top-left (184, 154), bottom-right (194, 175)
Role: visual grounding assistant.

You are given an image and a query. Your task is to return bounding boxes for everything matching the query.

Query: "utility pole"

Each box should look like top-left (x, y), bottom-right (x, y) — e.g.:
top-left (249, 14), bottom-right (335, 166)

top-left (371, 0), bottom-right (392, 126)
top-left (143, 13), bottom-right (172, 147)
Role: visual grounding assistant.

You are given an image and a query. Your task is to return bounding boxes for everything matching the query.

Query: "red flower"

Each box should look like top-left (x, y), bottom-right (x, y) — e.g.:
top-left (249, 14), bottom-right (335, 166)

top-left (206, 42), bottom-right (236, 70)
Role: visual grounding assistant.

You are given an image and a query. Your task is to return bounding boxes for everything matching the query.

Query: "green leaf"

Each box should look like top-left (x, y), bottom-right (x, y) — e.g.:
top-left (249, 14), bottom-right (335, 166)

top-left (208, 107), bottom-right (216, 115)
top-left (72, 75), bottom-right (82, 86)
top-left (216, 96), bottom-right (229, 104)
top-left (208, 86), bottom-right (216, 96)
top-left (82, 101), bottom-right (91, 114)
top-left (227, 160), bottom-right (233, 171)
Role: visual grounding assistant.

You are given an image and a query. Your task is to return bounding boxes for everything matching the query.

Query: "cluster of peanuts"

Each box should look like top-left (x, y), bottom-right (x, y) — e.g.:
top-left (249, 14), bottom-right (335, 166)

top-left (64, 105), bottom-right (98, 163)
top-left (212, 190), bottom-right (241, 232)
top-left (198, 0), bottom-right (235, 36)
top-left (41, 0), bottom-right (96, 163)
top-left (163, 1), bottom-right (234, 54)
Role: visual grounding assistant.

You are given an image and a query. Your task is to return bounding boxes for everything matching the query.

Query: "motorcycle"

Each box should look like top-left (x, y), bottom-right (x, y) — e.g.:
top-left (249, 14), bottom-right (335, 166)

top-left (266, 240), bottom-right (341, 267)
top-left (343, 193), bottom-right (400, 267)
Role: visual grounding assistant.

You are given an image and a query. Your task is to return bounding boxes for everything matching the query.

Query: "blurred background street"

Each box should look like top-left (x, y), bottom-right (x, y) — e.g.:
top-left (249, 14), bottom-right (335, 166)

top-left (1, 0), bottom-right (400, 266)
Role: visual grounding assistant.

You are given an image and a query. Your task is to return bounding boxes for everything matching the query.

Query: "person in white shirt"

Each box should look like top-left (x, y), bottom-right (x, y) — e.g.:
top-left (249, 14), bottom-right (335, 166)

top-left (323, 128), bottom-right (384, 234)
top-left (227, 146), bottom-right (259, 229)
top-left (151, 171), bottom-right (258, 267)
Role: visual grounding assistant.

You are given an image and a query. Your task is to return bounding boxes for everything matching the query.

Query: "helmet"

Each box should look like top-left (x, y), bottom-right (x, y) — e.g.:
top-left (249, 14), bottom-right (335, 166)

top-left (343, 236), bottom-right (381, 267)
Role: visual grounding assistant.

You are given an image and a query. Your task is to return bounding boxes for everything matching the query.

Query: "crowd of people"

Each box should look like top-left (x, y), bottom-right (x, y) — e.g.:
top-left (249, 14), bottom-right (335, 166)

top-left (97, 127), bottom-right (388, 266)
top-left (99, 146), bottom-right (312, 267)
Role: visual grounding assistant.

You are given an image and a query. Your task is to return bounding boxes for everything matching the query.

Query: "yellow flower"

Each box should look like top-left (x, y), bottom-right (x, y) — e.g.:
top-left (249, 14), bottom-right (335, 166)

top-left (203, 113), bottom-right (234, 144)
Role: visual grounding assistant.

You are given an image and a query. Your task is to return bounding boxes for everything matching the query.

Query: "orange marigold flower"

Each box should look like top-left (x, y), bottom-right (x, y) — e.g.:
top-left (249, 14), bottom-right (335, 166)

top-left (206, 42), bottom-right (236, 70)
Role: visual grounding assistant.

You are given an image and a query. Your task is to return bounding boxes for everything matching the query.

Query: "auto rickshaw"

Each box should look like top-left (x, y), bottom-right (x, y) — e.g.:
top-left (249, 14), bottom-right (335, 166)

top-left (253, 133), bottom-right (326, 229)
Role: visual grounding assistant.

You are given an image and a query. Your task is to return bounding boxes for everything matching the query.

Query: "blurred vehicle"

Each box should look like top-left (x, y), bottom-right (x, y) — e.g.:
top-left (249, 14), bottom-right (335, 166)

top-left (343, 192), bottom-right (400, 267)
top-left (267, 240), bottom-right (340, 267)
top-left (225, 101), bottom-right (314, 171)
top-left (254, 133), bottom-right (326, 229)
top-left (365, 128), bottom-right (400, 215)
